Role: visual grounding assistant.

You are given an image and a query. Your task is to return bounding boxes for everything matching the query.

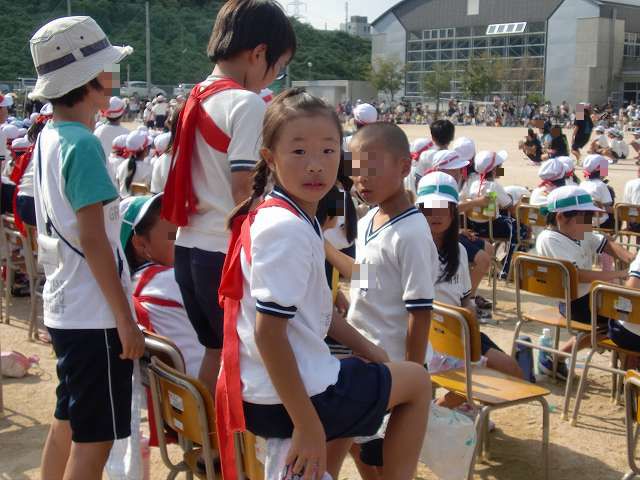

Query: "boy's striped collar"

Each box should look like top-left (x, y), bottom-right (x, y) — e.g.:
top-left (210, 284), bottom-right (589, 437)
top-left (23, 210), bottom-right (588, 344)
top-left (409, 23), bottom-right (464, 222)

top-left (365, 206), bottom-right (419, 244)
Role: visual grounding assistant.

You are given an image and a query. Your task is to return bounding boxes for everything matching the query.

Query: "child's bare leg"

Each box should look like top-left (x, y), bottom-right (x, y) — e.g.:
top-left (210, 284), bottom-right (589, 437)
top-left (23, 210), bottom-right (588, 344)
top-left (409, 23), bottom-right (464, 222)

top-left (349, 443), bottom-right (383, 480)
top-left (485, 348), bottom-right (523, 378)
top-left (41, 419), bottom-right (72, 480)
top-left (470, 248), bottom-right (492, 294)
top-left (383, 362), bottom-right (431, 480)
top-left (326, 438), bottom-right (352, 479)
top-left (63, 440), bottom-right (113, 480)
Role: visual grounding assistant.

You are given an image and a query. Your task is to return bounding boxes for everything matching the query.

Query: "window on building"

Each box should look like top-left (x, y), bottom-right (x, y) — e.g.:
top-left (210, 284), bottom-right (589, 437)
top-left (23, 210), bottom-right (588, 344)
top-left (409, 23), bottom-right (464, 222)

top-left (487, 22), bottom-right (526, 35)
top-left (457, 49), bottom-right (470, 59)
top-left (440, 39), bottom-right (454, 49)
top-left (425, 50), bottom-right (438, 60)
top-left (509, 45), bottom-right (524, 57)
top-left (441, 50), bottom-right (454, 60)
top-left (490, 37), bottom-right (506, 47)
top-left (527, 34), bottom-right (545, 45)
top-left (408, 41), bottom-right (422, 51)
top-left (490, 47), bottom-right (505, 57)
top-left (456, 38), bottom-right (470, 49)
top-left (424, 40), bottom-right (438, 50)
top-left (624, 32), bottom-right (640, 58)
top-left (473, 37), bottom-right (487, 48)
top-left (509, 35), bottom-right (525, 46)
top-left (408, 51), bottom-right (422, 62)
top-left (527, 45), bottom-right (544, 57)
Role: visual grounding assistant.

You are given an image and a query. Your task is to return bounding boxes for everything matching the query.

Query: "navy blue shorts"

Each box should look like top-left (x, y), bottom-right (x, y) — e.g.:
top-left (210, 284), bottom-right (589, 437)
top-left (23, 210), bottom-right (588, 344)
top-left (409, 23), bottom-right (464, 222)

top-left (0, 182), bottom-right (15, 215)
top-left (608, 320), bottom-right (640, 352)
top-left (559, 294), bottom-right (609, 326)
top-left (16, 195), bottom-right (36, 226)
top-left (459, 235), bottom-right (486, 263)
top-left (243, 357), bottom-right (391, 440)
top-left (480, 332), bottom-right (503, 355)
top-left (48, 327), bottom-right (133, 443)
top-left (174, 246), bottom-right (225, 349)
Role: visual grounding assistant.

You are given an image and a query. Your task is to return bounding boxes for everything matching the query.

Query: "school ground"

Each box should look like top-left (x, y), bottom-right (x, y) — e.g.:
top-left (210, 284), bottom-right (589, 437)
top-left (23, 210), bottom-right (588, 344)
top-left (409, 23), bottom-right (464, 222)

top-left (0, 125), bottom-right (637, 479)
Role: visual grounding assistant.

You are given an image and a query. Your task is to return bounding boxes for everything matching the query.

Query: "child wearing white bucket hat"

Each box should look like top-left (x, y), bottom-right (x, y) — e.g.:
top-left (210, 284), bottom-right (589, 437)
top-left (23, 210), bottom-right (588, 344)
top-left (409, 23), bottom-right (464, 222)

top-left (94, 96), bottom-right (130, 157)
top-left (557, 155), bottom-right (578, 185)
top-left (116, 129), bottom-right (153, 197)
top-left (416, 171), bottom-right (523, 406)
top-left (535, 185), bottom-right (633, 379)
top-left (107, 134), bottom-right (128, 184)
top-left (150, 132), bottom-right (173, 194)
top-left (343, 103), bottom-right (378, 152)
top-left (29, 16), bottom-right (143, 478)
top-left (404, 137), bottom-right (435, 195)
top-left (581, 154), bottom-right (614, 228)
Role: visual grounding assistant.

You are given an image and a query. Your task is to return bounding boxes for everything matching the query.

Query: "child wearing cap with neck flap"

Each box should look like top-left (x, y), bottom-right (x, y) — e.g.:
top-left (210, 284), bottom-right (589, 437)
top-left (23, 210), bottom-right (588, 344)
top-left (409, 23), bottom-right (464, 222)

top-left (94, 96), bottom-right (130, 157)
top-left (530, 157), bottom-right (567, 206)
top-left (116, 129), bottom-right (153, 197)
top-left (416, 172), bottom-right (523, 410)
top-left (28, 15), bottom-right (144, 479)
top-left (535, 186), bottom-right (633, 379)
top-left (581, 154), bottom-right (614, 229)
top-left (343, 103), bottom-right (378, 152)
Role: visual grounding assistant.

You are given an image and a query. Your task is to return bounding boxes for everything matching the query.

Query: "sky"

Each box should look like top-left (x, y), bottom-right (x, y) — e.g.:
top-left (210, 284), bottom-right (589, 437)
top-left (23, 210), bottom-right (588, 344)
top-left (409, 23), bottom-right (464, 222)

top-left (283, 0), bottom-right (398, 30)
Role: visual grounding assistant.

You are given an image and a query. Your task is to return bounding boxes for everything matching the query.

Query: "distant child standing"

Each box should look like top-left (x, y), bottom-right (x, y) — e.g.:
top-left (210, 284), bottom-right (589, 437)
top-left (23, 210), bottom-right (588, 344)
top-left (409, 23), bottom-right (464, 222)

top-left (29, 16), bottom-right (144, 479)
top-left (162, 0), bottom-right (297, 393)
top-left (116, 129), bottom-right (153, 197)
top-left (94, 96), bottom-right (130, 157)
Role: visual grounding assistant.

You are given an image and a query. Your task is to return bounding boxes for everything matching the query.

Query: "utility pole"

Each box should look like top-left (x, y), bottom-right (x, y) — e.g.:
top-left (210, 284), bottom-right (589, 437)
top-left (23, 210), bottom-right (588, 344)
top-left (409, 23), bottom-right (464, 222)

top-left (67, 0), bottom-right (71, 15)
top-left (345, 1), bottom-right (349, 31)
top-left (145, 1), bottom-right (151, 99)
top-left (287, 0), bottom-right (307, 19)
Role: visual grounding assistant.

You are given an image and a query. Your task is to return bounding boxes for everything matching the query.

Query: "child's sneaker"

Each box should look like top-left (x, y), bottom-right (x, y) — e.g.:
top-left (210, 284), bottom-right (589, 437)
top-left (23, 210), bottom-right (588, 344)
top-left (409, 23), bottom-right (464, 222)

top-left (538, 356), bottom-right (569, 381)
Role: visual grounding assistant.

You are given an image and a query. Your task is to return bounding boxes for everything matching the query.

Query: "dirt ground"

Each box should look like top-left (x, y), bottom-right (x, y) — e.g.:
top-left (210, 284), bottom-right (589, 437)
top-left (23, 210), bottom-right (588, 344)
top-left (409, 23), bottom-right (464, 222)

top-left (1, 125), bottom-right (638, 479)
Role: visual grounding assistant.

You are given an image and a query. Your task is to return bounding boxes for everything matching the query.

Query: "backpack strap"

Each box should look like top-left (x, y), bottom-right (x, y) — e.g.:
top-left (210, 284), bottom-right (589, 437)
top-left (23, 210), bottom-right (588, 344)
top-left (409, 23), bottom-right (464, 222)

top-left (216, 197), bottom-right (304, 480)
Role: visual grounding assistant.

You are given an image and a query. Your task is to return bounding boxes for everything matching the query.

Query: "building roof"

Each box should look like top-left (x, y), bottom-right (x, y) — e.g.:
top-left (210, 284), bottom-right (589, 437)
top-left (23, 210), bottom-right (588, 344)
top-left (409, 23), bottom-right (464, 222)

top-left (597, 0), bottom-right (640, 7)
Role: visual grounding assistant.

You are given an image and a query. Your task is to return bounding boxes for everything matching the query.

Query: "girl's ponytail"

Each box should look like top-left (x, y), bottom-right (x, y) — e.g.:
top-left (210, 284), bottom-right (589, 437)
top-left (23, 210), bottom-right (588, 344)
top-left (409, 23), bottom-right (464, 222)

top-left (124, 154), bottom-right (138, 191)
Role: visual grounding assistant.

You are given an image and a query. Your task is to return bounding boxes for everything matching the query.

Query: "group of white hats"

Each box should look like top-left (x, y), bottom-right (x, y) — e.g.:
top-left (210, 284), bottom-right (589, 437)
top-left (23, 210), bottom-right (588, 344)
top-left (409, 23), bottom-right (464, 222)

top-left (112, 127), bottom-right (171, 156)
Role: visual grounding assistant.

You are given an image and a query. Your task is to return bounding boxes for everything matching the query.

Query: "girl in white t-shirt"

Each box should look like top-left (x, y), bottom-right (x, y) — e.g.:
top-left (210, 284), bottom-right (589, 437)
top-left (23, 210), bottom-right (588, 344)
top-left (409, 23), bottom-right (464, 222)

top-left (217, 89), bottom-right (430, 480)
top-left (416, 172), bottom-right (522, 409)
top-left (581, 154), bottom-right (615, 229)
top-left (116, 130), bottom-right (153, 197)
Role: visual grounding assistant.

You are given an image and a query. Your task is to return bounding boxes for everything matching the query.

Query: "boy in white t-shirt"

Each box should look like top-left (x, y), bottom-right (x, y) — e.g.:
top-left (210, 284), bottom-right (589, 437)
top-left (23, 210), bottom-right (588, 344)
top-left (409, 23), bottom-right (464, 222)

top-left (589, 125), bottom-right (608, 154)
top-left (581, 154), bottom-right (614, 229)
top-left (620, 253), bottom-right (640, 353)
top-left (94, 96), bottom-right (130, 157)
top-left (29, 16), bottom-right (144, 479)
top-left (535, 186), bottom-right (633, 379)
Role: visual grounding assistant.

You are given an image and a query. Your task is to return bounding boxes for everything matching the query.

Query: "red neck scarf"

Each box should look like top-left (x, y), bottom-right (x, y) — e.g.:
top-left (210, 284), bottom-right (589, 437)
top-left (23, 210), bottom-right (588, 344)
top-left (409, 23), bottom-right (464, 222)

top-left (161, 79), bottom-right (246, 226)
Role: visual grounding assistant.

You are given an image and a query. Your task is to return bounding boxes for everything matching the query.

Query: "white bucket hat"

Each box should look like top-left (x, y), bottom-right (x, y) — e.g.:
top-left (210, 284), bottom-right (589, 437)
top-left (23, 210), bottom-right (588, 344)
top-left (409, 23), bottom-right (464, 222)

top-left (594, 125), bottom-right (605, 133)
top-left (504, 185), bottom-right (530, 204)
top-left (11, 137), bottom-right (32, 152)
top-left (0, 94), bottom-right (13, 108)
top-left (452, 136), bottom-right (476, 163)
top-left (538, 158), bottom-right (565, 182)
top-left (154, 132), bottom-right (171, 155)
top-left (415, 171), bottom-right (459, 207)
top-left (126, 130), bottom-right (150, 152)
top-left (410, 137), bottom-right (434, 161)
top-left (582, 154), bottom-right (608, 176)
top-left (543, 185), bottom-right (603, 214)
top-left (431, 149), bottom-right (469, 171)
top-left (112, 133), bottom-right (128, 151)
top-left (2, 124), bottom-right (20, 141)
top-left (102, 96), bottom-right (126, 119)
top-left (353, 103), bottom-right (378, 125)
top-left (29, 16), bottom-right (133, 101)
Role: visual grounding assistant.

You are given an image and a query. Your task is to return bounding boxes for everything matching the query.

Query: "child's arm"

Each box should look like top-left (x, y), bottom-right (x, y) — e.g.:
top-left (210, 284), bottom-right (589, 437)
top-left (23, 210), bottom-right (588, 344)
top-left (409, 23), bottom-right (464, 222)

top-left (77, 204), bottom-right (144, 359)
top-left (458, 197), bottom-right (490, 213)
top-left (255, 313), bottom-right (327, 476)
top-left (328, 308), bottom-right (389, 363)
top-left (626, 276), bottom-right (640, 289)
top-left (324, 241), bottom-right (356, 279)
top-left (406, 310), bottom-right (431, 364)
top-left (231, 171), bottom-right (253, 205)
top-left (604, 238), bottom-right (636, 265)
top-left (577, 268), bottom-right (627, 284)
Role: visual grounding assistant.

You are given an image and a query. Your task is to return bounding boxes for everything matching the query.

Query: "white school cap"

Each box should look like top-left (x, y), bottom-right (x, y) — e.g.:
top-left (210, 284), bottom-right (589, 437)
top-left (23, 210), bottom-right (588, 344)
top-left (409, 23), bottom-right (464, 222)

top-left (0, 94), bottom-right (13, 108)
top-left (452, 136), bottom-right (476, 163)
top-left (538, 158), bottom-right (565, 181)
top-left (582, 154), bottom-right (608, 174)
top-left (2, 124), bottom-right (20, 141)
top-left (17, 128), bottom-right (27, 137)
top-left (29, 112), bottom-right (39, 123)
top-left (40, 102), bottom-right (53, 116)
top-left (112, 133), bottom-right (127, 150)
top-left (102, 96), bottom-right (126, 119)
top-left (22, 118), bottom-right (32, 128)
top-left (594, 125), bottom-right (605, 133)
top-left (126, 129), bottom-right (150, 152)
top-left (415, 149), bottom-right (435, 177)
top-left (410, 137), bottom-right (434, 160)
top-left (29, 16), bottom-right (133, 101)
top-left (415, 171), bottom-right (459, 207)
top-left (353, 103), bottom-right (378, 125)
top-left (556, 156), bottom-right (575, 175)
top-left (474, 150), bottom-right (507, 175)
top-left (11, 137), bottom-right (32, 152)
top-left (544, 185), bottom-right (603, 214)
top-left (606, 128), bottom-right (617, 135)
top-left (431, 149), bottom-right (469, 171)
top-left (504, 185), bottom-right (530, 204)
top-left (154, 132), bottom-right (171, 155)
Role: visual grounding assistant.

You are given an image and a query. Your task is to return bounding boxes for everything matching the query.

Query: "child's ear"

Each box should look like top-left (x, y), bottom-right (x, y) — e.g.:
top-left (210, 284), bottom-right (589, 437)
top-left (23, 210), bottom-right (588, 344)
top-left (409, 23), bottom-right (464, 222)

top-left (131, 234), bottom-right (148, 257)
top-left (261, 147), bottom-right (276, 173)
top-left (400, 156), bottom-right (411, 177)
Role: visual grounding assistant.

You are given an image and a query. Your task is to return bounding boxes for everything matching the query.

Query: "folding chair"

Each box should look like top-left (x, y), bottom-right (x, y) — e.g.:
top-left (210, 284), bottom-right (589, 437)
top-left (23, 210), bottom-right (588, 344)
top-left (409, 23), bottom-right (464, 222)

top-left (131, 182), bottom-right (151, 196)
top-left (571, 282), bottom-right (640, 426)
top-left (623, 370), bottom-right (640, 480)
top-left (430, 301), bottom-right (550, 480)
top-left (515, 204), bottom-right (546, 253)
top-left (615, 203), bottom-right (640, 250)
top-left (0, 214), bottom-right (27, 324)
top-left (23, 225), bottom-right (45, 341)
top-left (464, 206), bottom-right (505, 314)
top-left (510, 253), bottom-right (587, 420)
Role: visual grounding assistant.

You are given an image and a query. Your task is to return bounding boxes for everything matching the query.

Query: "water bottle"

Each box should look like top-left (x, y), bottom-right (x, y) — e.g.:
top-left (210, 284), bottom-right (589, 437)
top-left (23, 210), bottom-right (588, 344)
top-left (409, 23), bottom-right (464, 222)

top-left (482, 191), bottom-right (498, 217)
top-left (537, 328), bottom-right (553, 373)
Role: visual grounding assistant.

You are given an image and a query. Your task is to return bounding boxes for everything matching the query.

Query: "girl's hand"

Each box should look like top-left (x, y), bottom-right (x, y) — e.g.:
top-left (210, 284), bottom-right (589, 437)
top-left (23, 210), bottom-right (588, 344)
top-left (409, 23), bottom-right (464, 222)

top-left (285, 418), bottom-right (327, 480)
top-left (334, 290), bottom-right (350, 317)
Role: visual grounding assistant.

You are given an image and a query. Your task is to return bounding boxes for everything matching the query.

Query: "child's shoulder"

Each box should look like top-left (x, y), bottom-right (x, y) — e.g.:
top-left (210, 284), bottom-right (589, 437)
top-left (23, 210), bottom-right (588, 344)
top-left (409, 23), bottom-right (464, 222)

top-left (55, 122), bottom-right (102, 151)
top-left (253, 201), bottom-right (317, 239)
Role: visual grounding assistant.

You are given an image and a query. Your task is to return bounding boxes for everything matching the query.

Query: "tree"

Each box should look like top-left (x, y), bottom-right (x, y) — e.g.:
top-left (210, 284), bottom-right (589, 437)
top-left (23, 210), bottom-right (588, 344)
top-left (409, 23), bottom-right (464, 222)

top-left (368, 56), bottom-right (405, 101)
top-left (460, 53), bottom-right (505, 101)
top-left (421, 63), bottom-right (455, 116)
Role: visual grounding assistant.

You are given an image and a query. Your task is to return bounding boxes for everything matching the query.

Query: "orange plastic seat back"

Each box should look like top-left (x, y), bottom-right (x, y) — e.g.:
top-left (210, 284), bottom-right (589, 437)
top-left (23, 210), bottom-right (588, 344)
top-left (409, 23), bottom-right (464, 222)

top-left (513, 253), bottom-right (578, 301)
top-left (591, 282), bottom-right (640, 330)
top-left (431, 302), bottom-right (481, 363)
top-left (616, 203), bottom-right (640, 226)
top-left (517, 204), bottom-right (546, 228)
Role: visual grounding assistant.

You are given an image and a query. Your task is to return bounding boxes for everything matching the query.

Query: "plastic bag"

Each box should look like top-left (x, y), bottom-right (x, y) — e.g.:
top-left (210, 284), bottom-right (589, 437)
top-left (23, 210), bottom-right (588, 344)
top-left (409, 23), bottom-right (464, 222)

top-left (420, 403), bottom-right (477, 480)
top-left (1, 351), bottom-right (39, 378)
top-left (264, 437), bottom-right (332, 480)
top-left (106, 360), bottom-right (147, 480)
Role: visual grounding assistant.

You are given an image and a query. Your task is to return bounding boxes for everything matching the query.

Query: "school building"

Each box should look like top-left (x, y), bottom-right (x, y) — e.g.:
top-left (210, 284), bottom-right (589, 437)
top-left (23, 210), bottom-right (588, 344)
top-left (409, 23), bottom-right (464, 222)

top-left (371, 0), bottom-right (640, 107)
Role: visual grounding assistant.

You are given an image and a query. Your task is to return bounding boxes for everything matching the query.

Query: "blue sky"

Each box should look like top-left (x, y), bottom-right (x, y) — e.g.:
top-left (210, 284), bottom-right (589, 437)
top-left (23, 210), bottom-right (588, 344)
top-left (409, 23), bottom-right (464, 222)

top-left (284, 0), bottom-right (397, 30)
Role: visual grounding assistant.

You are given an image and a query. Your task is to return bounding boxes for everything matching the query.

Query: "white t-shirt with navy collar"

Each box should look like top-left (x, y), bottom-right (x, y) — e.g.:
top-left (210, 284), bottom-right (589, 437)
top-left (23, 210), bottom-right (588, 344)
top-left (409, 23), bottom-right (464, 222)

top-left (434, 243), bottom-right (472, 307)
top-left (238, 187), bottom-right (340, 404)
top-left (536, 228), bottom-right (607, 298)
top-left (348, 206), bottom-right (437, 362)
top-left (623, 178), bottom-right (640, 205)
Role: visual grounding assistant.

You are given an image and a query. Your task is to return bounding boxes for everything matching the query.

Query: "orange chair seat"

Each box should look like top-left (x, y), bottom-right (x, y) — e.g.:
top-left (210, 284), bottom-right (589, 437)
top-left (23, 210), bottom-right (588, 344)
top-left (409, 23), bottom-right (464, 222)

top-left (523, 306), bottom-right (591, 332)
top-left (598, 338), bottom-right (640, 357)
top-left (431, 366), bottom-right (550, 405)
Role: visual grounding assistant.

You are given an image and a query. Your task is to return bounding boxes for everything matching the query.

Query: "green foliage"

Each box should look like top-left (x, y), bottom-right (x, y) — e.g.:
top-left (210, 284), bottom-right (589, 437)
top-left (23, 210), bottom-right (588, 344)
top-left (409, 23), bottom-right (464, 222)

top-left (460, 53), bottom-right (505, 101)
top-left (368, 56), bottom-right (405, 101)
top-left (0, 3), bottom-right (370, 87)
top-left (421, 63), bottom-right (454, 114)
